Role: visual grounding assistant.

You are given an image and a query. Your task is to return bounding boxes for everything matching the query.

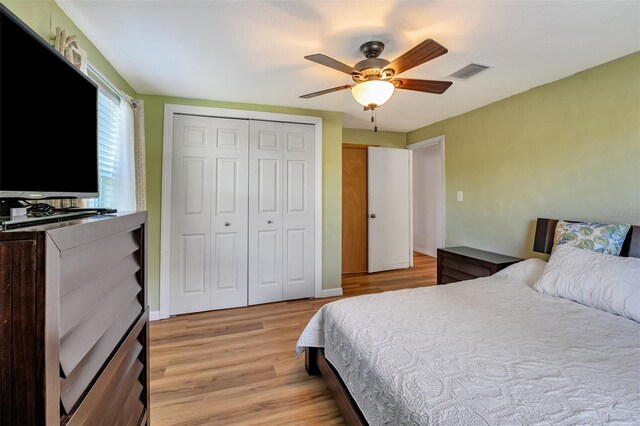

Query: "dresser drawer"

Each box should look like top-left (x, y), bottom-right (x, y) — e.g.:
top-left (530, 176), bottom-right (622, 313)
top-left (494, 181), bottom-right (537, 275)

top-left (63, 310), bottom-right (148, 426)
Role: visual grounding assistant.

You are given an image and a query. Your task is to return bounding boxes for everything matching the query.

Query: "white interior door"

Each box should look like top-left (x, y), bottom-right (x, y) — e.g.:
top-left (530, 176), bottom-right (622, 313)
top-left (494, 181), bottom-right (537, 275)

top-left (283, 123), bottom-right (315, 300)
top-left (170, 115), bottom-right (249, 314)
top-left (248, 121), bottom-right (284, 305)
top-left (368, 147), bottom-right (412, 273)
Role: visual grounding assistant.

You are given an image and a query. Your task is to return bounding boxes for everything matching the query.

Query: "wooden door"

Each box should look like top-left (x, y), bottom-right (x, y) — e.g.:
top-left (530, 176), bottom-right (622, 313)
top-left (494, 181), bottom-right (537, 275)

top-left (368, 147), bottom-right (412, 273)
top-left (342, 145), bottom-right (368, 274)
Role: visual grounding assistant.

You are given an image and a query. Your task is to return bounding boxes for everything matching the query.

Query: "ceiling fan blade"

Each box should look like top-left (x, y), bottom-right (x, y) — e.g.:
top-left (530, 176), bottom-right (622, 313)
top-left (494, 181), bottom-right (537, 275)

top-left (304, 54), bottom-right (361, 75)
top-left (299, 85), bottom-right (353, 99)
top-left (393, 78), bottom-right (452, 94)
top-left (385, 39), bottom-right (448, 76)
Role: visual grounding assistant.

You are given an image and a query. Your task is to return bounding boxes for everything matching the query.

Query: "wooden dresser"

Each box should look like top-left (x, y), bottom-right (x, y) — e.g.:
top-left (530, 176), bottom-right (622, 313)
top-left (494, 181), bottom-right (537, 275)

top-left (437, 246), bottom-right (521, 285)
top-left (0, 212), bottom-right (149, 425)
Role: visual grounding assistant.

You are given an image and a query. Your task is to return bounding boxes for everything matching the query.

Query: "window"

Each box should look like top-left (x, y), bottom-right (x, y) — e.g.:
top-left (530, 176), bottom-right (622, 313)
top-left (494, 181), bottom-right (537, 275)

top-left (86, 78), bottom-right (136, 211)
top-left (88, 89), bottom-right (121, 208)
top-left (85, 62), bottom-right (136, 211)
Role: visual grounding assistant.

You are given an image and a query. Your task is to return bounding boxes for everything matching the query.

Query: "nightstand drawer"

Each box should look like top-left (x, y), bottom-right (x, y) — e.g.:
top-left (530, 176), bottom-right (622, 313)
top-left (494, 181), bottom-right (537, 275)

top-left (440, 274), bottom-right (461, 285)
top-left (437, 246), bottom-right (522, 285)
top-left (441, 257), bottom-right (491, 278)
top-left (440, 267), bottom-right (478, 282)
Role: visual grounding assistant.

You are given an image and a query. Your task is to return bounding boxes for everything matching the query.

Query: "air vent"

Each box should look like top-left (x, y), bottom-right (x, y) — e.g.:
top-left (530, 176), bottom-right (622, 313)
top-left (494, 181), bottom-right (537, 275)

top-left (448, 63), bottom-right (491, 80)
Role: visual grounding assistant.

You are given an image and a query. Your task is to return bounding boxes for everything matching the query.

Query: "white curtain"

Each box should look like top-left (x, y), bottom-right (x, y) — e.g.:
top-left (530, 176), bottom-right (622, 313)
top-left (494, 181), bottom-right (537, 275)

top-left (133, 99), bottom-right (147, 210)
top-left (113, 101), bottom-right (137, 211)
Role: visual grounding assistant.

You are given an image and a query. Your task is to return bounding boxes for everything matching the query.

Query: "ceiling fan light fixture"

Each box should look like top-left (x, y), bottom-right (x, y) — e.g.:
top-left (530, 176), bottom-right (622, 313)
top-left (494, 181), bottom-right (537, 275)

top-left (351, 80), bottom-right (394, 108)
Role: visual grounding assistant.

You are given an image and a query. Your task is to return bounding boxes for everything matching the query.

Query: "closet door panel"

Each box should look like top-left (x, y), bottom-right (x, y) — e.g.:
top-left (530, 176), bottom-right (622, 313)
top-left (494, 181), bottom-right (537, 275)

top-left (249, 121), bottom-right (284, 305)
top-left (210, 119), bottom-right (249, 310)
top-left (170, 115), bottom-right (213, 314)
top-left (170, 116), bottom-right (249, 315)
top-left (283, 124), bottom-right (315, 300)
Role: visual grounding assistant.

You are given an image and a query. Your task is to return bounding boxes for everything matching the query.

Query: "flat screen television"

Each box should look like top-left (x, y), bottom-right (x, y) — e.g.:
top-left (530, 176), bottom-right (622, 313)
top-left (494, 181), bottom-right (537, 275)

top-left (0, 4), bottom-right (98, 201)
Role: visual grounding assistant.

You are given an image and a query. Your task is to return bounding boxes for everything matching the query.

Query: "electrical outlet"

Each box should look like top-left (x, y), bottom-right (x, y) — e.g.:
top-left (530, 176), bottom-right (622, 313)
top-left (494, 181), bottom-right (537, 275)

top-left (456, 191), bottom-right (464, 202)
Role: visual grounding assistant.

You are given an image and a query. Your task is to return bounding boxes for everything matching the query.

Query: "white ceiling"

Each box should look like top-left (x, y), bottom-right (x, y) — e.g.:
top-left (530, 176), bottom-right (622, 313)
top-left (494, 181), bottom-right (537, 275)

top-left (58, 1), bottom-right (640, 132)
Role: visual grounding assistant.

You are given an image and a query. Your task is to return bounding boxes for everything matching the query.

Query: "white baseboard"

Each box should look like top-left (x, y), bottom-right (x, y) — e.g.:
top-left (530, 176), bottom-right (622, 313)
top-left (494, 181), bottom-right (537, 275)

top-left (152, 288), bottom-right (342, 320)
top-left (414, 247), bottom-right (437, 258)
top-left (317, 288), bottom-right (343, 298)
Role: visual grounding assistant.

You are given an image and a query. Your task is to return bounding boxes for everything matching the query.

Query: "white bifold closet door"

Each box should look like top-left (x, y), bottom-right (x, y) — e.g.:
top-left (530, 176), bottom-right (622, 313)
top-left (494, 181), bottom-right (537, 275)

top-left (249, 121), bottom-right (315, 305)
top-left (170, 115), bottom-right (249, 315)
top-left (170, 115), bottom-right (315, 314)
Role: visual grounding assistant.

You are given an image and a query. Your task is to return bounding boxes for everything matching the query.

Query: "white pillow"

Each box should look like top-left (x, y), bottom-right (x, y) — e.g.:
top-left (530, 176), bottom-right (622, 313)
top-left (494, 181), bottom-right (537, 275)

top-left (494, 258), bottom-right (547, 287)
top-left (534, 244), bottom-right (640, 322)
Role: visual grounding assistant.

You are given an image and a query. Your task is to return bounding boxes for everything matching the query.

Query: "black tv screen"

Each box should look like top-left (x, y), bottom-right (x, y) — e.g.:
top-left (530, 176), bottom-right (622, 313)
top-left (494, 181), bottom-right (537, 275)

top-left (0, 5), bottom-right (98, 199)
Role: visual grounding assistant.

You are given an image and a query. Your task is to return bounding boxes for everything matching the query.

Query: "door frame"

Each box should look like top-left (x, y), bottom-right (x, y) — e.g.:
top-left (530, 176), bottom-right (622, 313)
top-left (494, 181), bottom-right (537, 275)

top-left (159, 104), bottom-right (324, 319)
top-left (406, 135), bottom-right (446, 255)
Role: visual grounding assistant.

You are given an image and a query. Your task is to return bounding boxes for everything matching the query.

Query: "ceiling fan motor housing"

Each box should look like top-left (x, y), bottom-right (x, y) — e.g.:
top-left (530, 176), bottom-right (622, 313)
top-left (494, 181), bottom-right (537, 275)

top-left (360, 41), bottom-right (385, 58)
top-left (353, 41), bottom-right (392, 82)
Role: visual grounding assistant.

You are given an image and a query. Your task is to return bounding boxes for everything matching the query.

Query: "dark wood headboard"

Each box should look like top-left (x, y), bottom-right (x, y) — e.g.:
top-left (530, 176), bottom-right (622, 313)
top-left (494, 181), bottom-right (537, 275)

top-left (533, 218), bottom-right (640, 258)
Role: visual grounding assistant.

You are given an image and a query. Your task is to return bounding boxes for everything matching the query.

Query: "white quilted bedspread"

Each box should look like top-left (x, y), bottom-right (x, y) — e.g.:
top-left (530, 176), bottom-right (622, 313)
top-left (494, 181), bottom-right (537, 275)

top-left (297, 276), bottom-right (640, 425)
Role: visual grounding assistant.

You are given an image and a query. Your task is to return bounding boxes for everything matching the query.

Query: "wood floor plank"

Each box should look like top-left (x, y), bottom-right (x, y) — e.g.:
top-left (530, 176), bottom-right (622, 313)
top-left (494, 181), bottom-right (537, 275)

top-left (150, 253), bottom-right (436, 425)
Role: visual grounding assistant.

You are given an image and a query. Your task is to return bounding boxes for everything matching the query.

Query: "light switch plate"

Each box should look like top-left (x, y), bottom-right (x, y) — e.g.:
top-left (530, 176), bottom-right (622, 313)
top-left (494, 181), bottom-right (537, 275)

top-left (456, 191), bottom-right (464, 202)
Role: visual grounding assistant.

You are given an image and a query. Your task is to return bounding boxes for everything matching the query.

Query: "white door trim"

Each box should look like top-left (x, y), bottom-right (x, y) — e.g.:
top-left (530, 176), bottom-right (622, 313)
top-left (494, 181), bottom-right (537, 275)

top-left (406, 135), bottom-right (446, 251)
top-left (160, 103), bottom-right (323, 319)
top-left (409, 150), bottom-right (414, 267)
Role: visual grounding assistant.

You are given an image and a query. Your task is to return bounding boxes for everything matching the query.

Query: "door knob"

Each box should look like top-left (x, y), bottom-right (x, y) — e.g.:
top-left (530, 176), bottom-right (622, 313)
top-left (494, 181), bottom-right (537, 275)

top-left (369, 214), bottom-right (376, 219)
top-left (224, 222), bottom-right (230, 226)
top-left (267, 220), bottom-right (273, 224)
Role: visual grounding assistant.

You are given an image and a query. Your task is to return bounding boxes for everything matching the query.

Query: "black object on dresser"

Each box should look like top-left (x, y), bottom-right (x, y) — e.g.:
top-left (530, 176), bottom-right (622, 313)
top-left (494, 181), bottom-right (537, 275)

top-left (0, 212), bottom-right (149, 425)
top-left (437, 246), bottom-right (522, 284)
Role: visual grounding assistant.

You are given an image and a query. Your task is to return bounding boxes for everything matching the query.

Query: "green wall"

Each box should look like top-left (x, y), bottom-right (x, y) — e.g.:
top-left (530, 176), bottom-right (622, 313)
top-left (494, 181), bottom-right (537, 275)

top-left (343, 128), bottom-right (407, 148)
top-left (3, 1), bottom-right (135, 95)
top-left (7, 0), bottom-right (640, 308)
top-left (407, 52), bottom-right (640, 258)
top-left (3, 0), bottom-right (345, 311)
top-left (140, 95), bottom-right (344, 310)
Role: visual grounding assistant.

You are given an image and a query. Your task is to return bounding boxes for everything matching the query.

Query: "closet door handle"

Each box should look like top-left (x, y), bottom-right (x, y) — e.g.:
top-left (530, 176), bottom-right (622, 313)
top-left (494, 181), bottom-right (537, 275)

top-left (369, 214), bottom-right (376, 219)
top-left (224, 222), bottom-right (231, 226)
top-left (267, 220), bottom-right (273, 224)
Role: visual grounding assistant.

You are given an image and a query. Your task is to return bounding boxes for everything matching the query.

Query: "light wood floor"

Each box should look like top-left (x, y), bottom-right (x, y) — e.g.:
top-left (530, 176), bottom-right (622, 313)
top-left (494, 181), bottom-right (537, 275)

top-left (149, 252), bottom-right (437, 425)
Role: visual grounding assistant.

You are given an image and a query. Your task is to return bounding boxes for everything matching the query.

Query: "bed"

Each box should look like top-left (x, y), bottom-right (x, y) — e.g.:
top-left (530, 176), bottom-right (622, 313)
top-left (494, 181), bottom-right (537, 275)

top-left (297, 219), bottom-right (640, 425)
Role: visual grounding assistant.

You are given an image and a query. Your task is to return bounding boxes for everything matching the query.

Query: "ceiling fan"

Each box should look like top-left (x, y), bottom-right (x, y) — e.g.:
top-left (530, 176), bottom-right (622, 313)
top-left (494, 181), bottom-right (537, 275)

top-left (300, 39), bottom-right (453, 110)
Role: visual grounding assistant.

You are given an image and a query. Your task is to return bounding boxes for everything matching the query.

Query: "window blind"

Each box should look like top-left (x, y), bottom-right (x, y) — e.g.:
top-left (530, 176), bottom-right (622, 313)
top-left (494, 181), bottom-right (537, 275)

top-left (88, 89), bottom-right (121, 208)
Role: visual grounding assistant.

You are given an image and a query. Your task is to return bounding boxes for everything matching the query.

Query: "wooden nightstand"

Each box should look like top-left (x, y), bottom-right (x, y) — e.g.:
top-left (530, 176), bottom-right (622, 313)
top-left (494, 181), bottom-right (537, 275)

top-left (437, 246), bottom-right (522, 284)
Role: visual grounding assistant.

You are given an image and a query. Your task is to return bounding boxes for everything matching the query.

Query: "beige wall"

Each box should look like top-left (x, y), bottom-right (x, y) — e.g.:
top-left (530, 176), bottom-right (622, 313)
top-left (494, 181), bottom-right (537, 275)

top-left (407, 52), bottom-right (640, 259)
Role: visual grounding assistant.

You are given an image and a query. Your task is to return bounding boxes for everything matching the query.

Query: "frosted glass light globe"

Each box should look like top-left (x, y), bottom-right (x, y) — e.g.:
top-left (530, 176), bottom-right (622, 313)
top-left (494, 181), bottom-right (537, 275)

top-left (351, 80), bottom-right (394, 108)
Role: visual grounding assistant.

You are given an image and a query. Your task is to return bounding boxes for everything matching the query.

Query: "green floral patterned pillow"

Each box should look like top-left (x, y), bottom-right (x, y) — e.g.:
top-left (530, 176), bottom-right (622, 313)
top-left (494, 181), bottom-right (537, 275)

top-left (553, 220), bottom-right (631, 256)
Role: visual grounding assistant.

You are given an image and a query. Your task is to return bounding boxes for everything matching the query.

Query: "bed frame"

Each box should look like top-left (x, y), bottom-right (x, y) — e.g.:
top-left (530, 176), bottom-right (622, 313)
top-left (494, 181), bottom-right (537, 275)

top-left (304, 218), bottom-right (640, 425)
top-left (533, 218), bottom-right (640, 257)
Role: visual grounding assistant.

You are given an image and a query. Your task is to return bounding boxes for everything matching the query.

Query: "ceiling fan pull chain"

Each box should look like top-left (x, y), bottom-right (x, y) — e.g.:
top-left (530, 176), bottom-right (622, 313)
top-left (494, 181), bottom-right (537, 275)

top-left (374, 109), bottom-right (378, 133)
